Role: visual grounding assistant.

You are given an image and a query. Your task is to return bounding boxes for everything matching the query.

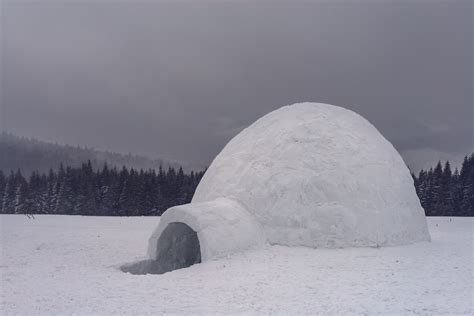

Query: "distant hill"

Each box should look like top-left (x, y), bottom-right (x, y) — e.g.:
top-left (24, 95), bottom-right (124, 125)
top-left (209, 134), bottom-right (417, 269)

top-left (0, 133), bottom-right (197, 175)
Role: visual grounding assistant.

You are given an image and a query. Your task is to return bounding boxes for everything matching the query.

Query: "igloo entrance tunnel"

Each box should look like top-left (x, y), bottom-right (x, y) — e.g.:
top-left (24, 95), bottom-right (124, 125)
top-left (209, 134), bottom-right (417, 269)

top-left (143, 103), bottom-right (430, 274)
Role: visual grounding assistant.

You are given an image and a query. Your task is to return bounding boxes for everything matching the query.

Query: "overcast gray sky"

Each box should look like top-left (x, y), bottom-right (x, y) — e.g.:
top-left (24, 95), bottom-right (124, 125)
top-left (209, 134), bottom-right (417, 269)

top-left (1, 0), bottom-right (472, 171)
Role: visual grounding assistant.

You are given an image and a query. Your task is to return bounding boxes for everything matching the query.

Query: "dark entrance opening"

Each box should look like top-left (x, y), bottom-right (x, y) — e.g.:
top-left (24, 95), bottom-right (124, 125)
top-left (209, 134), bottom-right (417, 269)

top-left (121, 222), bottom-right (201, 275)
top-left (154, 222), bottom-right (202, 272)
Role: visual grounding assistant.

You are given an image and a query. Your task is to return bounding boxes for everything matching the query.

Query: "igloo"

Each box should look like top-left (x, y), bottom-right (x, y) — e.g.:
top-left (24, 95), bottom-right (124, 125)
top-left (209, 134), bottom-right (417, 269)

top-left (146, 102), bottom-right (430, 273)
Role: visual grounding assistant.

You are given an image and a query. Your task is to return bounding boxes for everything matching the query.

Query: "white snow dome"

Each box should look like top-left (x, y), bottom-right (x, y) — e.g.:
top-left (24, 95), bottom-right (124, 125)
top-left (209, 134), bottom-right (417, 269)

top-left (148, 103), bottom-right (430, 269)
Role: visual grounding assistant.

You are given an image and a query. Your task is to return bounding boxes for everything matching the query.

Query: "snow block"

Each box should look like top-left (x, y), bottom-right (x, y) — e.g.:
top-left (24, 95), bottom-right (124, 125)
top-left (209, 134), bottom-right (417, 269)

top-left (148, 198), bottom-right (267, 261)
top-left (192, 103), bottom-right (431, 248)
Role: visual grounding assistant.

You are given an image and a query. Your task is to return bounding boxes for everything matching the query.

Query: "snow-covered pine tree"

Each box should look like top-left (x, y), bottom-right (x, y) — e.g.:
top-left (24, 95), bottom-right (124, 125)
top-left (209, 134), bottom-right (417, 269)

top-left (0, 171), bottom-right (6, 204)
top-left (459, 154), bottom-right (474, 216)
top-left (13, 176), bottom-right (28, 214)
top-left (439, 161), bottom-right (453, 216)
top-left (1, 172), bottom-right (16, 214)
top-left (450, 168), bottom-right (462, 215)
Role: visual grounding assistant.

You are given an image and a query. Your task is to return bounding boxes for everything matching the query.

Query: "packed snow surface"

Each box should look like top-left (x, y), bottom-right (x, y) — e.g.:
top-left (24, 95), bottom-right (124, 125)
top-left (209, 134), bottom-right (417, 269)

top-left (1, 215), bottom-right (472, 315)
top-left (193, 103), bottom-right (430, 248)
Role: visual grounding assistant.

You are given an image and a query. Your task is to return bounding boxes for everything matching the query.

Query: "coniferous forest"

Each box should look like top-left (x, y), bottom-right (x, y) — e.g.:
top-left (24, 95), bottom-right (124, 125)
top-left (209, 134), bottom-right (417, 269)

top-left (0, 154), bottom-right (473, 217)
top-left (412, 154), bottom-right (474, 217)
top-left (0, 161), bottom-right (204, 216)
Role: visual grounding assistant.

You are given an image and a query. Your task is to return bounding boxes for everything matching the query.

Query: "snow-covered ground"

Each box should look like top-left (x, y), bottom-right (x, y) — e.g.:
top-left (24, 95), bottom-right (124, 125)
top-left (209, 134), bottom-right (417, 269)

top-left (1, 215), bottom-right (472, 315)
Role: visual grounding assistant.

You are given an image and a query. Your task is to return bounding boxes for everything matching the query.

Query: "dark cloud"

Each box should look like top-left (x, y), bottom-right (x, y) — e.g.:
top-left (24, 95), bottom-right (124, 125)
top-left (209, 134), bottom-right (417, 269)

top-left (1, 0), bottom-right (472, 171)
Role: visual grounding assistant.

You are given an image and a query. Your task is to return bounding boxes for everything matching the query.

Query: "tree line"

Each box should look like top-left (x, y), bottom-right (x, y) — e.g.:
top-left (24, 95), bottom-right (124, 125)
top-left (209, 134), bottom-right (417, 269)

top-left (0, 154), bottom-right (473, 217)
top-left (0, 161), bottom-right (204, 216)
top-left (412, 154), bottom-right (474, 217)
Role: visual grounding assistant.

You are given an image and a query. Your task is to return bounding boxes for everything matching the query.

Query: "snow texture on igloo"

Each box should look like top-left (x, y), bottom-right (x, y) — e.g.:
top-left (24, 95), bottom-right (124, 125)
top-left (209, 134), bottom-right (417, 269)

top-left (148, 102), bottom-right (430, 265)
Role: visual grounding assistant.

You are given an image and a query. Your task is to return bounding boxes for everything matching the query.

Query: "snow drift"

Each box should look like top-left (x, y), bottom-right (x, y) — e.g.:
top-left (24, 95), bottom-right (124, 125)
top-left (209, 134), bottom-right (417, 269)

top-left (147, 102), bottom-right (430, 271)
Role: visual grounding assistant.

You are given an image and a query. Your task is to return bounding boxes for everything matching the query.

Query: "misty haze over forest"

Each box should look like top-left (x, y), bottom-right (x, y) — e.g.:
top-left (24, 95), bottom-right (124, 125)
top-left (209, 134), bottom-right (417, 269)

top-left (0, 133), bottom-right (196, 175)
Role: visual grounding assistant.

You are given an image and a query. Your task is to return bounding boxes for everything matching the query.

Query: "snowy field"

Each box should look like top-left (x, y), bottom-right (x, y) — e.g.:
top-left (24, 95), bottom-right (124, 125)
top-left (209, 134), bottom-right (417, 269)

top-left (1, 215), bottom-right (472, 315)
